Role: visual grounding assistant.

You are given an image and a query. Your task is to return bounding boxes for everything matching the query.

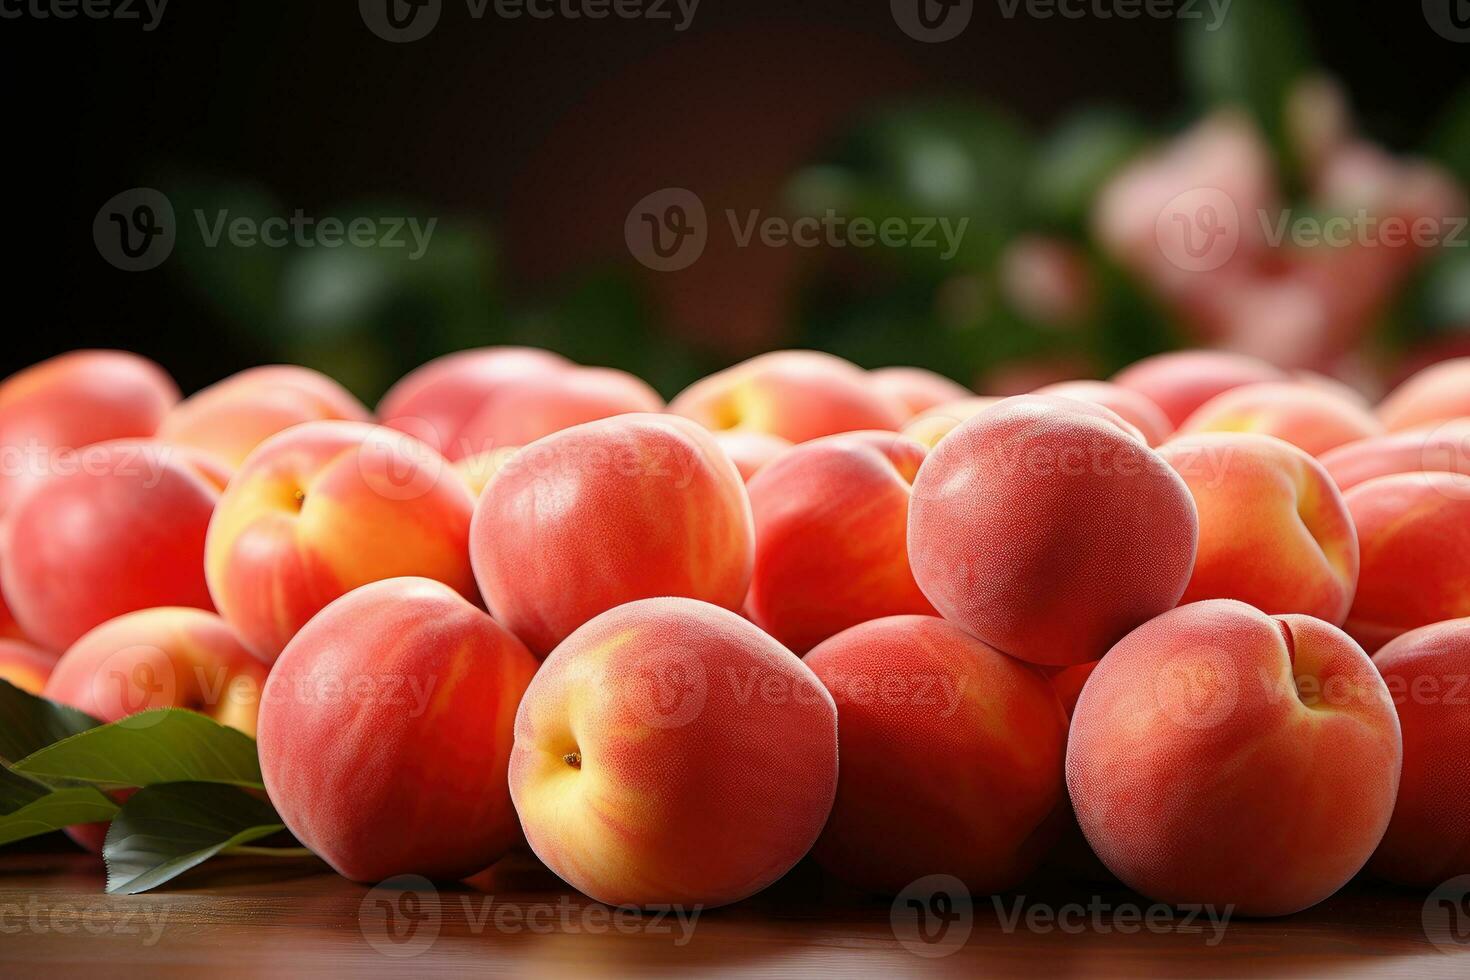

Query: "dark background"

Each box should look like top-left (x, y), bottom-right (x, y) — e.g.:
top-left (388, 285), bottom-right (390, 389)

top-left (2, 1), bottom-right (1464, 396)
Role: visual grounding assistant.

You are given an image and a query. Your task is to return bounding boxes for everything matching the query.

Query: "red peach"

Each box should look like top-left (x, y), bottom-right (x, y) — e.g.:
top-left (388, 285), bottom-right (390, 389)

top-left (1111, 350), bottom-right (1287, 430)
top-left (712, 431), bottom-right (792, 482)
top-left (158, 365), bottom-right (370, 468)
top-left (869, 367), bottom-right (971, 418)
top-left (1319, 421), bottom-right (1470, 491)
top-left (1369, 618), bottom-right (1470, 885)
top-left (745, 432), bottom-right (935, 653)
top-left (669, 351), bottom-right (906, 443)
top-left (804, 616), bottom-right (1066, 894)
top-left (1067, 600), bottom-right (1401, 916)
top-left (453, 366), bottom-right (664, 456)
top-left (1050, 660), bottom-right (1099, 718)
top-left (1377, 357), bottom-right (1470, 432)
top-left (908, 395), bottom-right (1198, 666)
top-left (1177, 381), bottom-right (1384, 457)
top-left (0, 640), bottom-right (56, 695)
top-left (471, 414), bottom-right (753, 656)
top-left (258, 578), bottom-right (538, 882)
top-left (1035, 380), bottom-right (1173, 446)
top-left (205, 421), bottom-right (477, 663)
top-left (1344, 472), bottom-right (1470, 652)
top-left (510, 597), bottom-right (838, 908)
top-left (1159, 433), bottom-right (1359, 624)
top-left (900, 396), bottom-right (1003, 449)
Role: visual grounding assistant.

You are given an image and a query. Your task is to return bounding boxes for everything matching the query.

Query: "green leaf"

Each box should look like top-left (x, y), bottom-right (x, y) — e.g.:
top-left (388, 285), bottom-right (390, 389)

top-left (1028, 109), bottom-right (1149, 231)
top-left (0, 680), bottom-right (103, 764)
top-left (0, 786), bottom-right (119, 847)
top-left (13, 709), bottom-right (264, 790)
top-left (0, 766), bottom-right (51, 813)
top-left (104, 783), bottom-right (284, 895)
top-left (1427, 84), bottom-right (1470, 189)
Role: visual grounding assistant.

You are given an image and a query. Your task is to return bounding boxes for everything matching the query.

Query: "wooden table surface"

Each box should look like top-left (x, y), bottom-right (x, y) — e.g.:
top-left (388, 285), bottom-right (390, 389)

top-left (2, 844), bottom-right (1467, 978)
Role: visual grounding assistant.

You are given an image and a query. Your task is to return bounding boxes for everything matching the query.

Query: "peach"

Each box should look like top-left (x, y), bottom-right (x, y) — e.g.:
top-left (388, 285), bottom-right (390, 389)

top-left (510, 597), bottom-right (837, 908)
top-left (1378, 357), bottom-right (1470, 431)
top-left (0, 586), bottom-right (31, 644)
top-left (712, 431), bottom-right (791, 482)
top-left (669, 350), bottom-right (906, 443)
top-left (471, 414), bottom-right (753, 656)
top-left (205, 421), bottom-right (477, 663)
top-left (1035, 380), bottom-right (1172, 446)
top-left (745, 432), bottom-right (935, 653)
top-left (900, 396), bottom-right (1003, 449)
top-left (1050, 659), bottom-right (1099, 718)
top-left (908, 395), bottom-right (1198, 666)
top-left (378, 346), bottom-right (571, 460)
top-left (1369, 619), bottom-right (1470, 886)
top-left (258, 578), bottom-right (537, 882)
top-left (0, 441), bottom-right (221, 652)
top-left (1344, 472), bottom-right (1470, 652)
top-left (1067, 600), bottom-right (1401, 916)
top-left (1111, 350), bottom-right (1286, 430)
top-left (1319, 421), bottom-right (1470, 491)
top-left (0, 639), bottom-right (56, 695)
top-left (452, 366), bottom-right (664, 456)
top-left (869, 366), bottom-right (971, 417)
top-left (1159, 433), bottom-right (1359, 624)
top-left (1177, 381), bottom-right (1384, 457)
top-left (804, 616), bottom-right (1066, 895)
top-left (158, 365), bottom-right (370, 468)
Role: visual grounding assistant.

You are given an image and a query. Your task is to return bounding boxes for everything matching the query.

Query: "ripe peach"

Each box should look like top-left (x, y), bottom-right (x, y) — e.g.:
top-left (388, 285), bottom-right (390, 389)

top-left (1378, 357), bottom-right (1470, 431)
top-left (746, 432), bottom-right (935, 653)
top-left (1344, 472), bottom-right (1470, 652)
top-left (0, 587), bottom-right (31, 644)
top-left (869, 367), bottom-right (971, 417)
top-left (804, 616), bottom-right (1066, 895)
top-left (378, 346), bottom-right (571, 460)
top-left (1050, 659), bottom-right (1099, 718)
top-left (258, 578), bottom-right (537, 882)
top-left (1159, 433), bottom-right (1359, 624)
top-left (908, 395), bottom-right (1198, 667)
top-left (510, 597), bottom-right (838, 908)
top-left (158, 365), bottom-right (370, 468)
top-left (1111, 350), bottom-right (1286, 430)
top-left (452, 366), bottom-right (664, 455)
top-left (471, 414), bottom-right (753, 656)
top-left (1320, 421), bottom-right (1470, 491)
top-left (900, 396), bottom-right (1003, 449)
top-left (0, 442), bottom-right (220, 652)
top-left (1369, 619), bottom-right (1470, 886)
top-left (0, 640), bottom-right (56, 694)
top-left (1177, 382), bottom-right (1383, 457)
top-left (205, 421), bottom-right (477, 663)
top-left (712, 431), bottom-right (791, 482)
top-left (669, 351), bottom-right (906, 444)
top-left (1035, 380), bottom-right (1172, 446)
top-left (1067, 600), bottom-right (1401, 916)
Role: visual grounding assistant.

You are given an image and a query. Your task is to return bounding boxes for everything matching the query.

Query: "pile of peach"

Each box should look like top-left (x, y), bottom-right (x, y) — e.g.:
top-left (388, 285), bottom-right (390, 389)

top-left (2, 346), bottom-right (1469, 916)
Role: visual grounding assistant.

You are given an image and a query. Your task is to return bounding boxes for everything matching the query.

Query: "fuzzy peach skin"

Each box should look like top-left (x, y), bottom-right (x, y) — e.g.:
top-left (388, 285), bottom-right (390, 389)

top-left (205, 421), bottom-right (477, 663)
top-left (158, 365), bottom-right (370, 468)
top-left (1035, 380), bottom-right (1173, 446)
top-left (1159, 433), bottom-right (1359, 624)
top-left (0, 640), bottom-right (56, 694)
top-left (1111, 350), bottom-right (1287, 430)
top-left (900, 396), bottom-right (1003, 449)
top-left (1344, 472), bottom-right (1470, 652)
top-left (1177, 381), bottom-right (1384, 457)
top-left (908, 395), bottom-right (1198, 667)
top-left (471, 413), bottom-right (753, 657)
top-left (0, 350), bottom-right (178, 514)
top-left (510, 597), bottom-right (838, 908)
top-left (453, 366), bottom-right (664, 456)
top-left (1377, 357), bottom-right (1470, 432)
top-left (712, 431), bottom-right (792, 483)
top-left (0, 587), bottom-right (32, 644)
top-left (1320, 421), bottom-right (1470, 491)
top-left (0, 442), bottom-right (221, 652)
top-left (746, 432), bottom-right (935, 653)
top-left (379, 347), bottom-right (571, 460)
top-left (869, 367), bottom-right (971, 417)
top-left (1067, 600), bottom-right (1401, 917)
top-left (259, 578), bottom-right (538, 882)
top-left (669, 350), bottom-right (906, 444)
top-left (804, 616), bottom-right (1065, 895)
top-left (1369, 619), bottom-right (1470, 886)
